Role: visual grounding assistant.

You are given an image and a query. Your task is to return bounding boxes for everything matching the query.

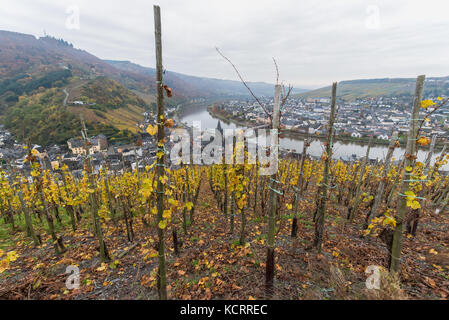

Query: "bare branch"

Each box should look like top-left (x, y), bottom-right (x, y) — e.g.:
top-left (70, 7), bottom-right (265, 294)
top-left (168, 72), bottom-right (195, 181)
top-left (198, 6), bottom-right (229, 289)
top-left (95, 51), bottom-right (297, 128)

top-left (417, 97), bottom-right (449, 137)
top-left (216, 47), bottom-right (270, 117)
top-left (281, 84), bottom-right (293, 107)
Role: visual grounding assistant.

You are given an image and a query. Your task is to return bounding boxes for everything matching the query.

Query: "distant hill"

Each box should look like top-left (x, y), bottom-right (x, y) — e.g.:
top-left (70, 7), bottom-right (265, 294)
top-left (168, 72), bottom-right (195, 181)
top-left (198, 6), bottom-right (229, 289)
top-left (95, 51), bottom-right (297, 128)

top-left (0, 31), bottom-right (154, 93)
top-left (105, 60), bottom-right (308, 97)
top-left (0, 31), bottom-right (156, 145)
top-left (295, 77), bottom-right (449, 101)
top-left (0, 30), bottom-right (306, 146)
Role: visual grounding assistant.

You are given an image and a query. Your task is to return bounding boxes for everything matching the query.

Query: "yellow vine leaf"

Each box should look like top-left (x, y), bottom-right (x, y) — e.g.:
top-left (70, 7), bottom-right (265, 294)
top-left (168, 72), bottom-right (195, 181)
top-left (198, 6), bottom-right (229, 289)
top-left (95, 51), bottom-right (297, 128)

top-left (417, 136), bottom-right (430, 147)
top-left (421, 99), bottom-right (436, 109)
top-left (158, 219), bottom-right (168, 230)
top-left (159, 175), bottom-right (168, 184)
top-left (146, 124), bottom-right (158, 136)
top-left (407, 200), bottom-right (421, 210)
top-left (96, 263), bottom-right (108, 272)
top-left (185, 202), bottom-right (194, 210)
top-left (162, 209), bottom-right (171, 220)
top-left (7, 251), bottom-right (19, 262)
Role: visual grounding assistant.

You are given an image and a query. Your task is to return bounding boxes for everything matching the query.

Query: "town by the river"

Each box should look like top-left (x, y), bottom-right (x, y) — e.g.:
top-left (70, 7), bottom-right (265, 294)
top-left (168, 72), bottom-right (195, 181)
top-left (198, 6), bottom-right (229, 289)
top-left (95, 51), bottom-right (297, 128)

top-left (180, 104), bottom-right (449, 171)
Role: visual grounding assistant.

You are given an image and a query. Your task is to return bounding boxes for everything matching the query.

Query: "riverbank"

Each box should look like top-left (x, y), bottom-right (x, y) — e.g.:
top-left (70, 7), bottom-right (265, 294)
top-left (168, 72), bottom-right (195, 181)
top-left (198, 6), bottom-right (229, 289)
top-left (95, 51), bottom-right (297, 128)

top-left (207, 107), bottom-right (445, 151)
top-left (207, 107), bottom-right (394, 146)
top-left (206, 107), bottom-right (250, 128)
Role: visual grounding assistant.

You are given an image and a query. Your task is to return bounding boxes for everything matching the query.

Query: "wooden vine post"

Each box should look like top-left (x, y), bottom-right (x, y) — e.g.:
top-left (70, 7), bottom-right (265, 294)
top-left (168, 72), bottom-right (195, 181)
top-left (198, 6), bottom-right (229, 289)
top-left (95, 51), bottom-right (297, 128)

top-left (291, 137), bottom-right (309, 237)
top-left (313, 82), bottom-right (337, 252)
top-left (18, 183), bottom-right (41, 246)
top-left (367, 131), bottom-right (398, 225)
top-left (265, 84), bottom-right (281, 293)
top-left (407, 134), bottom-right (437, 235)
top-left (214, 49), bottom-right (293, 294)
top-left (390, 75), bottom-right (425, 273)
top-left (348, 136), bottom-right (372, 222)
top-left (154, 4), bottom-right (167, 300)
top-left (81, 119), bottom-right (110, 262)
top-left (424, 135), bottom-right (437, 174)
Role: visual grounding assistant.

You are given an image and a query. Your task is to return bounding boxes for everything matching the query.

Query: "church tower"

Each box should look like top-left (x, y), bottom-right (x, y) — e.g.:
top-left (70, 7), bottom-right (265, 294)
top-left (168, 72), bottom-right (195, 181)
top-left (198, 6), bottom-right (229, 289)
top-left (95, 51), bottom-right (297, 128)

top-left (216, 120), bottom-right (223, 136)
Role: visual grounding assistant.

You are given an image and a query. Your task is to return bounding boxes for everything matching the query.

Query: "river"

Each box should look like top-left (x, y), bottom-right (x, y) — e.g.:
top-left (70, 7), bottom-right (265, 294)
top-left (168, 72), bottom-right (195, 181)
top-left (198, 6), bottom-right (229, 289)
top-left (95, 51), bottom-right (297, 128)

top-left (180, 104), bottom-right (448, 169)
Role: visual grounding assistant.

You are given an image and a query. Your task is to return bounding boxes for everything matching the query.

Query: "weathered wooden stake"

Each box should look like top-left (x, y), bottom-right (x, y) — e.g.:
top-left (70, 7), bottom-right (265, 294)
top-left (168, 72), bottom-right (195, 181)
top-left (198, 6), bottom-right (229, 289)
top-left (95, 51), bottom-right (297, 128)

top-left (81, 119), bottom-right (110, 262)
top-left (291, 137), bottom-right (309, 237)
top-left (313, 82), bottom-right (337, 252)
top-left (366, 132), bottom-right (398, 225)
top-left (265, 84), bottom-right (281, 293)
top-left (154, 4), bottom-right (167, 300)
top-left (424, 135), bottom-right (437, 175)
top-left (390, 75), bottom-right (425, 273)
top-left (348, 136), bottom-right (372, 222)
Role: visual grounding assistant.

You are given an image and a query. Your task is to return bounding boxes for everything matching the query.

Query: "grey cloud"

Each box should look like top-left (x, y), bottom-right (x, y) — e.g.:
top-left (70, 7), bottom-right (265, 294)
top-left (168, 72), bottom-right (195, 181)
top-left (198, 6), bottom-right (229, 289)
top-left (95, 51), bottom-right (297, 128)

top-left (0, 0), bottom-right (448, 88)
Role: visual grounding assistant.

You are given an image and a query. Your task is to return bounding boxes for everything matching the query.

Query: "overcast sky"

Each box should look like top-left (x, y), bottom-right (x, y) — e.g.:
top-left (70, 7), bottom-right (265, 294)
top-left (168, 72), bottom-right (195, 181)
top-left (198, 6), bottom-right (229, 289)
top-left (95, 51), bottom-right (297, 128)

top-left (1, 0), bottom-right (448, 88)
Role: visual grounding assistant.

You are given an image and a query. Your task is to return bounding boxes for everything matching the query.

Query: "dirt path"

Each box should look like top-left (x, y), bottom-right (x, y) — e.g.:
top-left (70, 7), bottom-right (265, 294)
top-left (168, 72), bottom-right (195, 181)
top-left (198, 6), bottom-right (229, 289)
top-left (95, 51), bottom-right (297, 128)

top-left (63, 88), bottom-right (69, 106)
